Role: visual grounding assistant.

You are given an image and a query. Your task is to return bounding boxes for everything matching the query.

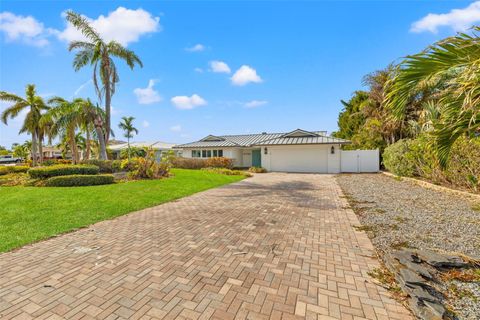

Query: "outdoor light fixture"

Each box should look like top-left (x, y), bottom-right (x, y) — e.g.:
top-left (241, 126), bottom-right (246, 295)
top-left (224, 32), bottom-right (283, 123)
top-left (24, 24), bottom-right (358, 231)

top-left (331, 146), bottom-right (335, 154)
top-left (264, 147), bottom-right (268, 155)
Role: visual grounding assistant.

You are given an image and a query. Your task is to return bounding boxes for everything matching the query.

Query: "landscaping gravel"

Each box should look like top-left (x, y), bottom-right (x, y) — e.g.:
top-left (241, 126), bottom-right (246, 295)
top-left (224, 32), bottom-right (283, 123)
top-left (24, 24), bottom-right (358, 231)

top-left (336, 173), bottom-right (480, 320)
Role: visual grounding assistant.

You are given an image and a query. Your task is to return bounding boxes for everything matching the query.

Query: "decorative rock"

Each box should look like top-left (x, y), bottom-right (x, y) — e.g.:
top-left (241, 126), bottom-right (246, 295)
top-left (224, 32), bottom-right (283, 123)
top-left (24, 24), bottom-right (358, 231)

top-left (398, 268), bottom-right (429, 289)
top-left (416, 250), bottom-right (470, 268)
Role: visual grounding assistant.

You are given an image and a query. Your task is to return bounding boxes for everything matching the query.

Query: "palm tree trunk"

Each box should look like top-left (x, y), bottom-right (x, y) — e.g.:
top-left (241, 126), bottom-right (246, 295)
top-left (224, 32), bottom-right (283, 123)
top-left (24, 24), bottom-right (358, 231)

top-left (69, 129), bottom-right (78, 164)
top-left (127, 136), bottom-right (130, 161)
top-left (105, 80), bottom-right (111, 144)
top-left (38, 135), bottom-right (44, 164)
top-left (85, 128), bottom-right (91, 160)
top-left (31, 131), bottom-right (38, 167)
top-left (94, 116), bottom-right (107, 160)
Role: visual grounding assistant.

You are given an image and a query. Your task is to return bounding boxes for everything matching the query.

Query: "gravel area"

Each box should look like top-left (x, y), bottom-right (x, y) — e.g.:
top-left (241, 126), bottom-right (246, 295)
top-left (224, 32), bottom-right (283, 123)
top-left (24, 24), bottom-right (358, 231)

top-left (336, 173), bottom-right (480, 320)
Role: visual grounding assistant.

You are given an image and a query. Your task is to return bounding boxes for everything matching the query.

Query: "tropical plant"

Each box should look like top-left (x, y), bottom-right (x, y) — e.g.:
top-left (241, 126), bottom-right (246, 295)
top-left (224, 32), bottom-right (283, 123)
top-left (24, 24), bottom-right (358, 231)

top-left (65, 10), bottom-right (143, 144)
top-left (118, 116), bottom-right (138, 160)
top-left (43, 97), bottom-right (86, 164)
top-left (386, 26), bottom-right (480, 166)
top-left (12, 141), bottom-right (31, 159)
top-left (0, 84), bottom-right (49, 166)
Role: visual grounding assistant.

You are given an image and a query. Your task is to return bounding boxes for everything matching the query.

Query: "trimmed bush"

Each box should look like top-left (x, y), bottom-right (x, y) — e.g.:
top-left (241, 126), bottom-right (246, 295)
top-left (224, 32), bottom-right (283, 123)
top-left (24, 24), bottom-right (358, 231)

top-left (80, 159), bottom-right (123, 173)
top-left (42, 159), bottom-right (71, 166)
top-left (172, 157), bottom-right (208, 169)
top-left (201, 167), bottom-right (252, 177)
top-left (44, 174), bottom-right (114, 187)
top-left (172, 157), bottom-right (233, 169)
top-left (248, 166), bottom-right (267, 173)
top-left (28, 164), bottom-right (99, 179)
top-left (0, 166), bottom-right (30, 176)
top-left (205, 157), bottom-right (234, 169)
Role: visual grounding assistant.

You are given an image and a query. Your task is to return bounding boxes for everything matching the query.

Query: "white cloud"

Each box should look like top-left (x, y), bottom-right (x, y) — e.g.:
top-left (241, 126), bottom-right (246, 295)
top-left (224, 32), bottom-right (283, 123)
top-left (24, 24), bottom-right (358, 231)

top-left (194, 67), bottom-right (204, 73)
top-left (209, 60), bottom-right (231, 73)
top-left (185, 44), bottom-right (205, 52)
top-left (244, 100), bottom-right (268, 108)
top-left (170, 124), bottom-right (182, 132)
top-left (411, 1), bottom-right (480, 33)
top-left (0, 12), bottom-right (51, 46)
top-left (170, 94), bottom-right (207, 110)
top-left (134, 79), bottom-right (162, 105)
top-left (57, 7), bottom-right (160, 46)
top-left (231, 65), bottom-right (262, 86)
top-left (74, 79), bottom-right (92, 96)
top-left (142, 120), bottom-right (150, 128)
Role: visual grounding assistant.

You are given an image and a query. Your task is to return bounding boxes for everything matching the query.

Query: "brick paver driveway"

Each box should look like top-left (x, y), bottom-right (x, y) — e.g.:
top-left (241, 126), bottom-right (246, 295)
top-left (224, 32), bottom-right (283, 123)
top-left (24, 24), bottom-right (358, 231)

top-left (0, 173), bottom-right (411, 320)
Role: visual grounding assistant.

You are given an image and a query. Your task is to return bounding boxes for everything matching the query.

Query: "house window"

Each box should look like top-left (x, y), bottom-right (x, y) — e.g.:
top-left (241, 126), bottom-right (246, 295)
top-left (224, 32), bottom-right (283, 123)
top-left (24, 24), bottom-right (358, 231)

top-left (264, 147), bottom-right (268, 155)
top-left (331, 146), bottom-right (335, 154)
top-left (202, 150), bottom-right (207, 157)
top-left (192, 150), bottom-right (201, 157)
top-left (218, 150), bottom-right (223, 157)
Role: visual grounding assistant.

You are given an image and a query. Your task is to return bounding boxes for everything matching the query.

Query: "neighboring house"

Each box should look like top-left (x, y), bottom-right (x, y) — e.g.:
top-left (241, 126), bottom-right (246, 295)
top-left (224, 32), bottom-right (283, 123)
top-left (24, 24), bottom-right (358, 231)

top-left (175, 129), bottom-right (380, 173)
top-left (42, 146), bottom-right (64, 159)
top-left (109, 141), bottom-right (179, 161)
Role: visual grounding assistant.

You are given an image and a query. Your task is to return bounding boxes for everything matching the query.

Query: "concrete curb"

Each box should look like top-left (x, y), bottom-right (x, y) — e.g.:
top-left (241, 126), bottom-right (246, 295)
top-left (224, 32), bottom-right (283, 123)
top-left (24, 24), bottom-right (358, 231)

top-left (381, 171), bottom-right (480, 201)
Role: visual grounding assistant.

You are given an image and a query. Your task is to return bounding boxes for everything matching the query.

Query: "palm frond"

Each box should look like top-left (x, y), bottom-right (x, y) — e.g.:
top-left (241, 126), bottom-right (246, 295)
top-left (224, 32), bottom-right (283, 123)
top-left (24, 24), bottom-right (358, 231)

top-left (65, 11), bottom-right (101, 43)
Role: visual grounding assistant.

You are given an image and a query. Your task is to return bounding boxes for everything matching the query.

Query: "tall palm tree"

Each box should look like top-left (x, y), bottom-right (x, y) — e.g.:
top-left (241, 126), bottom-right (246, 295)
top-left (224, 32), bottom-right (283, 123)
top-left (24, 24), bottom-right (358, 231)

top-left (0, 84), bottom-right (49, 166)
top-left (118, 116), bottom-right (138, 161)
top-left (79, 99), bottom-right (107, 160)
top-left (65, 11), bottom-right (143, 144)
top-left (386, 26), bottom-right (480, 166)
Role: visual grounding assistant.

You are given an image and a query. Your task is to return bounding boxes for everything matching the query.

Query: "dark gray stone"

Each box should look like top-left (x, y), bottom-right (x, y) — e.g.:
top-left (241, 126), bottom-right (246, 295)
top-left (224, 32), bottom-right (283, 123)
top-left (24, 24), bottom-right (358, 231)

top-left (417, 249), bottom-right (469, 268)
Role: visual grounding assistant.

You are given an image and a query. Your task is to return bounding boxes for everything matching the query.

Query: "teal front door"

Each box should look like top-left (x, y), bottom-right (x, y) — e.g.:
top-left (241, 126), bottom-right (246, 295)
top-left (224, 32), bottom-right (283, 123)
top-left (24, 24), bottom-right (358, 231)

top-left (252, 149), bottom-right (261, 167)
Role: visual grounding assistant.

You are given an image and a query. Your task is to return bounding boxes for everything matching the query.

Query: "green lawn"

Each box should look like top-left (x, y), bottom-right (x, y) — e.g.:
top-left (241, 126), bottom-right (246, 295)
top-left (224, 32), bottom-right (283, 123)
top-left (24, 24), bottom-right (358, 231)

top-left (0, 169), bottom-right (244, 253)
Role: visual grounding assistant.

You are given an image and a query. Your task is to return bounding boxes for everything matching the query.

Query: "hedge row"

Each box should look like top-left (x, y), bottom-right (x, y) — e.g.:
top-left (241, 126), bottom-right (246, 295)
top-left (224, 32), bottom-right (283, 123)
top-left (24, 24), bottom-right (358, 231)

top-left (172, 157), bottom-right (233, 169)
top-left (28, 164), bottom-right (99, 179)
top-left (44, 174), bottom-right (114, 187)
top-left (80, 159), bottom-right (123, 173)
top-left (0, 166), bottom-right (30, 175)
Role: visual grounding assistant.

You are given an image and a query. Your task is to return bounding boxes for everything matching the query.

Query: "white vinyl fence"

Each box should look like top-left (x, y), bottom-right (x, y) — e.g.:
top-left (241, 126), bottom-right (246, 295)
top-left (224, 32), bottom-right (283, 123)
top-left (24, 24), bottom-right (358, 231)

top-left (340, 149), bottom-right (380, 173)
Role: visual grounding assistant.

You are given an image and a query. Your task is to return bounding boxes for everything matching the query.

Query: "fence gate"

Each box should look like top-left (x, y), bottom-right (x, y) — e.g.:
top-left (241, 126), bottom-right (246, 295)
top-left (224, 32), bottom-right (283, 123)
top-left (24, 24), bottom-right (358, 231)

top-left (340, 149), bottom-right (380, 173)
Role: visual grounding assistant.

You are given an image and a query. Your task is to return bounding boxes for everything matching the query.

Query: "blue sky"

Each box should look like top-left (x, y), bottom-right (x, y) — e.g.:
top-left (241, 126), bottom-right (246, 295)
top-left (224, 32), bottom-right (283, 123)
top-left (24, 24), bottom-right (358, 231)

top-left (0, 0), bottom-right (478, 147)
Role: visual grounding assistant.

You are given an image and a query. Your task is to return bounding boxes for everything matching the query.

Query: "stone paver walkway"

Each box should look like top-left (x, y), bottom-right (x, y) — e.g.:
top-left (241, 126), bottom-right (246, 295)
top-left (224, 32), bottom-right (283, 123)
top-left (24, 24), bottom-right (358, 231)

top-left (0, 173), bottom-right (412, 320)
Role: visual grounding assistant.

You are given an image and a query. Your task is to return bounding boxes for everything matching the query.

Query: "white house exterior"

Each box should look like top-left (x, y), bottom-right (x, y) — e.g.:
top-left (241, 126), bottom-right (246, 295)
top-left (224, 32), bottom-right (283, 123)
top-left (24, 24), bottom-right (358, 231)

top-left (174, 129), bottom-right (379, 173)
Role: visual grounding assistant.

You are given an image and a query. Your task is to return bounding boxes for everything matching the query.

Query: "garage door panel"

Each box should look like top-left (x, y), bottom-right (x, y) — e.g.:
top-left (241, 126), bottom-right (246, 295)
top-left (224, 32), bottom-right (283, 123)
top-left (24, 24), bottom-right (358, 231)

top-left (270, 147), bottom-right (328, 173)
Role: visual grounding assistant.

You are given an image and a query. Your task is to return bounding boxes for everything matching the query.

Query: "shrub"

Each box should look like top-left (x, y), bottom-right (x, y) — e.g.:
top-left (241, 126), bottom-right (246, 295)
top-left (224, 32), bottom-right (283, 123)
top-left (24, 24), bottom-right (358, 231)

top-left (0, 165), bottom-right (30, 175)
top-left (172, 157), bottom-right (233, 169)
top-left (383, 139), bottom-right (416, 177)
top-left (205, 157), bottom-right (234, 169)
top-left (28, 164), bottom-right (99, 179)
top-left (42, 159), bottom-right (71, 166)
top-left (44, 174), bottom-right (114, 187)
top-left (248, 166), bottom-right (267, 173)
top-left (383, 135), bottom-right (480, 192)
top-left (171, 157), bottom-right (208, 169)
top-left (120, 158), bottom-right (140, 172)
top-left (128, 150), bottom-right (171, 179)
top-left (80, 159), bottom-right (123, 173)
top-left (201, 167), bottom-right (252, 177)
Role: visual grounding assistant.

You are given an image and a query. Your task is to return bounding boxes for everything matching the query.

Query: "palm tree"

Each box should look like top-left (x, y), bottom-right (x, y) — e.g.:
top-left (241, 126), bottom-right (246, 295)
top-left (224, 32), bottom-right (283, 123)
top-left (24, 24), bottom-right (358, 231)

top-left (0, 84), bottom-right (49, 166)
top-left (386, 26), bottom-right (480, 166)
top-left (79, 99), bottom-right (108, 160)
top-left (65, 11), bottom-right (143, 144)
top-left (44, 97), bottom-right (87, 164)
top-left (118, 116), bottom-right (138, 161)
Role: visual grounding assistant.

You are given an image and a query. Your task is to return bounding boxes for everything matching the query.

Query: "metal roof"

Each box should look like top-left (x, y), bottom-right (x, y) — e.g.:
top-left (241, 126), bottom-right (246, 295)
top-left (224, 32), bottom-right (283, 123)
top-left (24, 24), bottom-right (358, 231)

top-left (109, 141), bottom-right (176, 151)
top-left (174, 130), bottom-right (350, 148)
top-left (254, 135), bottom-right (350, 145)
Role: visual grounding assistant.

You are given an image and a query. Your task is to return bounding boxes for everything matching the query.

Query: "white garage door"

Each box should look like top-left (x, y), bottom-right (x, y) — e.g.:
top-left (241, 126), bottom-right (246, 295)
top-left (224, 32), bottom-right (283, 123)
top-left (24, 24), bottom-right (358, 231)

top-left (270, 146), bottom-right (328, 173)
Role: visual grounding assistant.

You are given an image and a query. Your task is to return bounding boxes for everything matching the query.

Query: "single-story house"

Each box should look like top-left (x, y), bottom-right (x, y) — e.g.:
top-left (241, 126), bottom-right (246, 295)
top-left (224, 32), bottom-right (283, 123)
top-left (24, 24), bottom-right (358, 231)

top-left (109, 141), bottom-right (180, 161)
top-left (174, 129), bottom-right (379, 173)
